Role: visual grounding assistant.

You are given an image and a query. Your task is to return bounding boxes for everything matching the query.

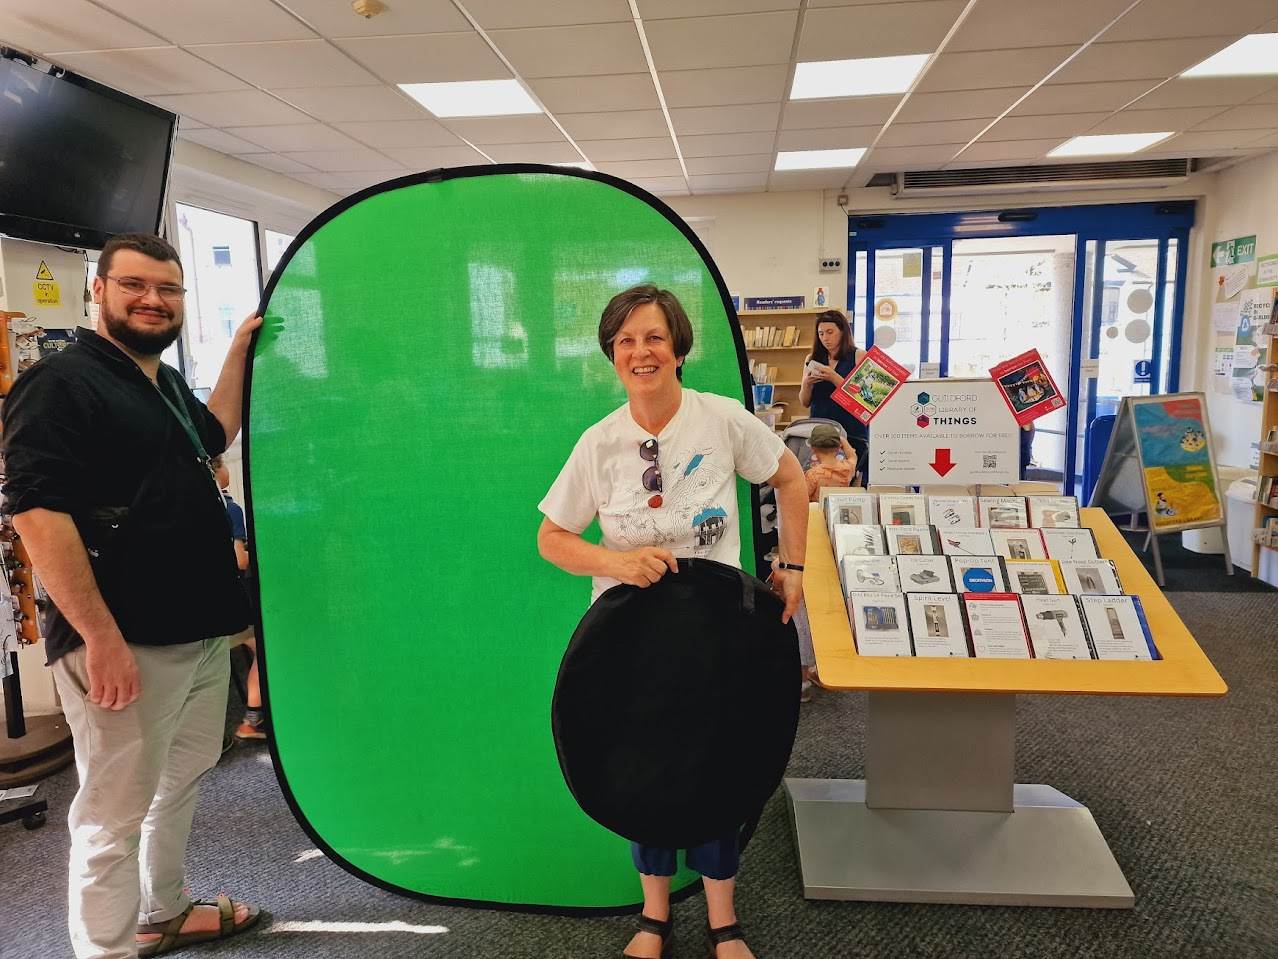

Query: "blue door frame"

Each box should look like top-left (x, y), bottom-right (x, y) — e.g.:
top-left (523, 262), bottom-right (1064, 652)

top-left (847, 201), bottom-right (1195, 494)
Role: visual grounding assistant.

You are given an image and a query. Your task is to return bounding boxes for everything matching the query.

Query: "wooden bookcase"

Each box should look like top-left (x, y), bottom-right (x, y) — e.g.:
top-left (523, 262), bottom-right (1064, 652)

top-left (1251, 364), bottom-right (1278, 577)
top-left (737, 308), bottom-right (823, 429)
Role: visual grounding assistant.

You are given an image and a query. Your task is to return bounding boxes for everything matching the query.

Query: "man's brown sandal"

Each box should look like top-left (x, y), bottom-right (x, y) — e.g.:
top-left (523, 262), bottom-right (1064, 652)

top-left (622, 914), bottom-right (674, 958)
top-left (136, 893), bottom-right (262, 958)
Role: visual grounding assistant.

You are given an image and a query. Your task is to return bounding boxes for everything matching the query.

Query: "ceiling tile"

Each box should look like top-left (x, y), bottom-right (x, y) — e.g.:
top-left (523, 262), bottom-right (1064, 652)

top-left (769, 169), bottom-right (857, 191)
top-left (1087, 106), bottom-right (1225, 135)
top-left (238, 153), bottom-right (318, 174)
top-left (1011, 80), bottom-right (1161, 116)
top-left (981, 112), bottom-right (1111, 141)
top-left (877, 118), bottom-right (990, 147)
top-left (0, 0), bottom-right (165, 53)
top-left (527, 74), bottom-right (659, 114)
top-left (334, 33), bottom-right (507, 84)
top-left (280, 149), bottom-right (404, 172)
top-left (799, 1), bottom-right (968, 60)
top-left (661, 65), bottom-right (789, 108)
top-left (558, 110), bottom-right (671, 140)
top-left (577, 138), bottom-right (678, 162)
top-left (464, 0), bottom-right (632, 29)
top-left (947, 0), bottom-right (1132, 52)
top-left (782, 96), bottom-right (902, 129)
top-left (441, 115), bottom-right (567, 145)
top-left (270, 86), bottom-right (426, 122)
top-left (488, 23), bottom-right (647, 78)
top-left (671, 103), bottom-right (781, 136)
top-left (381, 145), bottom-right (493, 168)
top-left (644, 12), bottom-right (799, 71)
top-left (595, 158), bottom-right (686, 179)
top-left (893, 88), bottom-right (1022, 124)
top-left (1048, 37), bottom-right (1241, 85)
top-left (1100, 0), bottom-right (1277, 42)
top-left (1246, 132), bottom-right (1278, 148)
top-left (1132, 77), bottom-right (1278, 110)
top-left (685, 154), bottom-right (773, 176)
top-left (148, 90), bottom-right (313, 127)
top-left (777, 126), bottom-right (880, 151)
top-left (688, 172), bottom-right (769, 192)
top-left (619, 176), bottom-right (688, 196)
top-left (107, 0), bottom-right (317, 45)
top-left (915, 46), bottom-right (1076, 93)
top-left (284, 0), bottom-right (471, 36)
top-left (951, 139), bottom-right (1063, 162)
top-left (223, 123), bottom-right (364, 152)
top-left (680, 131), bottom-right (778, 158)
top-left (292, 171), bottom-right (349, 190)
top-left (177, 127), bottom-right (264, 154)
top-left (481, 142), bottom-right (587, 163)
top-left (1193, 103), bottom-right (1278, 130)
top-left (862, 144), bottom-right (964, 166)
top-left (1156, 130), bottom-right (1273, 151)
top-left (332, 120), bottom-right (464, 149)
top-left (52, 47), bottom-right (248, 96)
top-left (641, 0), bottom-right (800, 17)
top-left (190, 40), bottom-right (380, 89)
top-left (1251, 86), bottom-right (1278, 105)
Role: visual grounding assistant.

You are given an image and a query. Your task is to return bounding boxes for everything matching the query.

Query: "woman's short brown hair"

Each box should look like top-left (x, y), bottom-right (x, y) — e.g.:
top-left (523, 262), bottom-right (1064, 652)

top-left (598, 285), bottom-right (694, 379)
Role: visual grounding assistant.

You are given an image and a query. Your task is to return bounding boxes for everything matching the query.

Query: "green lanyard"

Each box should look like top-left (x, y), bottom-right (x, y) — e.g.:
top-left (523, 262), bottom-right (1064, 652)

top-left (151, 367), bottom-right (223, 504)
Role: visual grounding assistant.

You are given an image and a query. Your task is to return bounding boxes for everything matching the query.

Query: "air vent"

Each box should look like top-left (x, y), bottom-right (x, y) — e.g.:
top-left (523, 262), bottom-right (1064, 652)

top-left (892, 158), bottom-right (1191, 198)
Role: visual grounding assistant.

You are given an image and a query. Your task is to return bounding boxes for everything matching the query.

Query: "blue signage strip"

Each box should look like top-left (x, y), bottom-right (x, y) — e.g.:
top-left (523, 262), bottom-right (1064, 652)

top-left (744, 295), bottom-right (806, 311)
top-left (1134, 359), bottom-right (1152, 385)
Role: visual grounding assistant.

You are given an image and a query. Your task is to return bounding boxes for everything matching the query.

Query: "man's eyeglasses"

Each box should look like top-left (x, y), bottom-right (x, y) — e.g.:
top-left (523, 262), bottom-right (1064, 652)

top-left (104, 275), bottom-right (187, 301)
top-left (640, 438), bottom-right (663, 508)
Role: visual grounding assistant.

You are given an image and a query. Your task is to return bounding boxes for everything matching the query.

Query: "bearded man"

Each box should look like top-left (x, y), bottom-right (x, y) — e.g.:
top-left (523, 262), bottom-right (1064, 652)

top-left (2, 233), bottom-right (264, 959)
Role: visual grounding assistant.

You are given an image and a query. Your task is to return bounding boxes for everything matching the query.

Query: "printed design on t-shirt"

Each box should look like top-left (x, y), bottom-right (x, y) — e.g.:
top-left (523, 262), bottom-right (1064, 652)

top-left (610, 442), bottom-right (730, 556)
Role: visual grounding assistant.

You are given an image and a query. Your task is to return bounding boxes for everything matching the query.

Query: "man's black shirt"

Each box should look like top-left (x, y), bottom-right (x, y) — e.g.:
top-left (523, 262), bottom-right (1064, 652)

top-left (2, 326), bottom-right (251, 663)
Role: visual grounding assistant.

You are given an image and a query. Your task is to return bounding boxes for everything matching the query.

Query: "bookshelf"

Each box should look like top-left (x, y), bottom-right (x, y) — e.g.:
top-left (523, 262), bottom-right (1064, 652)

top-left (1251, 364), bottom-right (1278, 576)
top-left (738, 308), bottom-right (823, 430)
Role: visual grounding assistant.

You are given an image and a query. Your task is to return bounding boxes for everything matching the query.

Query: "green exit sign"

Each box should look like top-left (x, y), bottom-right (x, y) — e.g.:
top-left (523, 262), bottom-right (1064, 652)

top-left (1211, 234), bottom-right (1257, 268)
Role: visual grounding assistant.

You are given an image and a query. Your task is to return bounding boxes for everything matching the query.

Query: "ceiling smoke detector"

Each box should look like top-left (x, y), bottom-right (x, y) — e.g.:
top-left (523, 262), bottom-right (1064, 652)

top-left (352, 0), bottom-right (386, 18)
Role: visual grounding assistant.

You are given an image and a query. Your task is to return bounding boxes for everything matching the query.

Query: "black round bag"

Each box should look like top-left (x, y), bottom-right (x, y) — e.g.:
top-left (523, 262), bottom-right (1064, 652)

top-left (551, 558), bottom-right (801, 849)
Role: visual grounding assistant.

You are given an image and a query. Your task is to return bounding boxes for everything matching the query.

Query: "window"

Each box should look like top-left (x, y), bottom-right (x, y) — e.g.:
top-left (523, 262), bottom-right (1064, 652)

top-left (264, 230), bottom-right (295, 274)
top-left (212, 245), bottom-right (232, 267)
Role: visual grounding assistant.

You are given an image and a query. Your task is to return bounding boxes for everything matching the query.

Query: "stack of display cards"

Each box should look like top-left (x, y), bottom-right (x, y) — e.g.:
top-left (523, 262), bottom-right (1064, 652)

top-left (1040, 527), bottom-right (1100, 560)
top-left (833, 524), bottom-right (886, 559)
top-left (879, 494), bottom-right (928, 526)
top-left (819, 487), bottom-right (872, 509)
top-left (896, 555), bottom-right (954, 592)
top-left (939, 529), bottom-right (995, 556)
top-left (1005, 559), bottom-right (1066, 594)
top-left (1027, 495), bottom-right (1081, 528)
top-left (1020, 595), bottom-right (1095, 659)
top-left (979, 495), bottom-right (1028, 529)
top-left (1057, 559), bottom-right (1123, 595)
top-left (950, 556), bottom-right (1009, 593)
top-left (906, 593), bottom-right (969, 657)
top-left (1079, 595), bottom-right (1159, 660)
top-left (961, 593), bottom-right (1033, 658)
top-left (826, 491), bottom-right (876, 532)
top-left (927, 495), bottom-right (978, 528)
top-left (841, 556), bottom-right (899, 593)
top-left (990, 527), bottom-right (1047, 560)
top-left (848, 591), bottom-right (913, 656)
top-left (885, 525), bottom-right (938, 555)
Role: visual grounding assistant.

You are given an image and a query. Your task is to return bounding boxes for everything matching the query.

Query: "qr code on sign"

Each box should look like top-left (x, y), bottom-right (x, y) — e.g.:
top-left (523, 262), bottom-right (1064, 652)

top-left (983, 455), bottom-right (997, 468)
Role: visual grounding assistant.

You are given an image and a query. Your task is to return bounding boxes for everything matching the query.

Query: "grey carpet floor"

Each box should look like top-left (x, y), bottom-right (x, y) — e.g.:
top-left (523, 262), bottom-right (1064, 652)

top-left (3, 588), bottom-right (1276, 959)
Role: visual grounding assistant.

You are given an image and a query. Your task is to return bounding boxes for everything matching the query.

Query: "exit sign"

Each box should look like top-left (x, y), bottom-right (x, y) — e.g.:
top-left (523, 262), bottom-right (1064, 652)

top-left (1210, 235), bottom-right (1256, 268)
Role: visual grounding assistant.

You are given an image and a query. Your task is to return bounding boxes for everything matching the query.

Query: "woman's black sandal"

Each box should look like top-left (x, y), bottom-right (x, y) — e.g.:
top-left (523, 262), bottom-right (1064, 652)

top-left (623, 914), bottom-right (674, 958)
top-left (707, 921), bottom-right (748, 956)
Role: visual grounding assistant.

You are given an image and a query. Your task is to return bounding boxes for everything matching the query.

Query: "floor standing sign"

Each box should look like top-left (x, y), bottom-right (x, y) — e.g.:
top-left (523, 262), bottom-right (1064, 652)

top-left (1087, 392), bottom-right (1231, 585)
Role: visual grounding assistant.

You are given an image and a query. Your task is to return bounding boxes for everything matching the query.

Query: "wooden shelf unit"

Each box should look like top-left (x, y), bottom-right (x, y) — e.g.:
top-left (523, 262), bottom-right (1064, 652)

top-left (738, 308), bottom-right (823, 430)
top-left (1251, 365), bottom-right (1278, 576)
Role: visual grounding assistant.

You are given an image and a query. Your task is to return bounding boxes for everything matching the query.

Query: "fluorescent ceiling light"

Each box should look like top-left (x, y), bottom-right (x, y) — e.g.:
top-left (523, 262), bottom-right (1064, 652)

top-left (398, 79), bottom-right (540, 118)
top-left (1181, 34), bottom-right (1278, 77)
top-left (791, 55), bottom-right (930, 99)
top-left (1048, 132), bottom-right (1174, 157)
top-left (775, 148), bottom-right (866, 171)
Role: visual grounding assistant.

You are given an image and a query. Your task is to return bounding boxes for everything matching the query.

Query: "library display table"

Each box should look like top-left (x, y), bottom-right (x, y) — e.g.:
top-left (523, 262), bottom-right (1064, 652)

top-left (788, 508), bottom-right (1227, 908)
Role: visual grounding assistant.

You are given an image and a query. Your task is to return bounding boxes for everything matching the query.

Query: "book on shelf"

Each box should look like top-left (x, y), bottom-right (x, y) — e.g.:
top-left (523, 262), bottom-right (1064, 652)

top-left (1026, 495), bottom-right (1081, 528)
top-left (833, 524), bottom-right (886, 559)
top-left (841, 556), bottom-right (900, 593)
top-left (949, 555), bottom-right (1009, 593)
top-left (848, 591), bottom-right (913, 656)
top-left (1040, 527), bottom-right (1100, 560)
top-left (1079, 595), bottom-right (1160, 660)
top-left (1020, 595), bottom-right (1095, 660)
top-left (939, 529), bottom-right (995, 556)
top-left (906, 593), bottom-right (969, 658)
top-left (1056, 558), bottom-right (1124, 595)
top-left (979, 495), bottom-right (1029, 529)
top-left (878, 493), bottom-right (928, 526)
top-left (961, 592), bottom-right (1033, 659)
top-left (990, 527), bottom-right (1048, 560)
top-left (895, 555), bottom-right (954, 592)
top-left (1005, 559), bottom-right (1066, 594)
top-left (927, 494), bottom-right (978, 529)
top-left (884, 524), bottom-right (939, 555)
top-left (825, 492), bottom-right (877, 534)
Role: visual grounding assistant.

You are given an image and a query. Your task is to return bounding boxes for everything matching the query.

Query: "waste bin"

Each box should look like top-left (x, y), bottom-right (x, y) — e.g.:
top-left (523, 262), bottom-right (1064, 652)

top-left (1181, 467), bottom-right (1254, 561)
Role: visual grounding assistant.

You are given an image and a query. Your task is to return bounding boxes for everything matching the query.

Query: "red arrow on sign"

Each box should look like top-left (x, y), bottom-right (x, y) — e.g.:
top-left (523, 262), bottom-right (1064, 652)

top-left (930, 449), bottom-right (956, 477)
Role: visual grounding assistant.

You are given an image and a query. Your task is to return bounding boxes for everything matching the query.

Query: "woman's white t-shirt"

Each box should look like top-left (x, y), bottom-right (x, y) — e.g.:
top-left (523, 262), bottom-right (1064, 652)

top-left (539, 389), bottom-right (785, 603)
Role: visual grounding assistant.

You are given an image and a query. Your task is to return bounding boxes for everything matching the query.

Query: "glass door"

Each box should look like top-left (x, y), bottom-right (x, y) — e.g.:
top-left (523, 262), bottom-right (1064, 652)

top-left (867, 247), bottom-right (930, 375)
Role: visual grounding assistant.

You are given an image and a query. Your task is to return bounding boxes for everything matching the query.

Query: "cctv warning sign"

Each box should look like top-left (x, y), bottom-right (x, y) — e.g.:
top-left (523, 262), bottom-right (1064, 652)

top-left (33, 261), bottom-right (60, 307)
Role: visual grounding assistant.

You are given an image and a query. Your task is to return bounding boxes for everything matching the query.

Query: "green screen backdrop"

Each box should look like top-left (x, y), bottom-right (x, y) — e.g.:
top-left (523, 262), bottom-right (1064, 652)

top-left (246, 167), bottom-right (760, 910)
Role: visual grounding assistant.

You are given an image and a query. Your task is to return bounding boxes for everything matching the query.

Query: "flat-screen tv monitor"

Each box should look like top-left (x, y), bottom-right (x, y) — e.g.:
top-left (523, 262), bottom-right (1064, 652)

top-left (0, 46), bottom-right (177, 250)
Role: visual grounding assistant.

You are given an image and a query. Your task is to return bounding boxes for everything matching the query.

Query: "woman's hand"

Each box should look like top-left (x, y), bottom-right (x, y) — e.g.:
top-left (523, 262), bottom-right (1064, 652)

top-left (612, 547), bottom-right (679, 586)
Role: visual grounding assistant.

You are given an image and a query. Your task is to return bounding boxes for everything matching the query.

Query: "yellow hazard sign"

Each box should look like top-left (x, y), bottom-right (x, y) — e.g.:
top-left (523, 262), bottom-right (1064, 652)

top-left (34, 281), bottom-right (61, 307)
top-left (35, 261), bottom-right (54, 281)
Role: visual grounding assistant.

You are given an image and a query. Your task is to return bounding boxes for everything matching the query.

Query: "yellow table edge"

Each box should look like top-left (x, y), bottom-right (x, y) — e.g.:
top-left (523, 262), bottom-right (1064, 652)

top-left (808, 506), bottom-right (1228, 697)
